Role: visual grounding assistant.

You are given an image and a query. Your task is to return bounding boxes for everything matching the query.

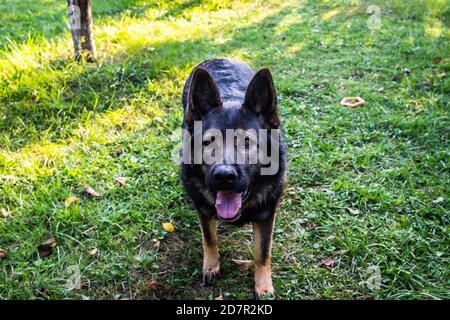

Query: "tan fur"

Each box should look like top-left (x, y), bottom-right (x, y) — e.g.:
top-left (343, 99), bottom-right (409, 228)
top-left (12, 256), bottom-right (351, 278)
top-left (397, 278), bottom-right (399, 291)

top-left (201, 219), bottom-right (220, 279)
top-left (253, 221), bottom-right (275, 297)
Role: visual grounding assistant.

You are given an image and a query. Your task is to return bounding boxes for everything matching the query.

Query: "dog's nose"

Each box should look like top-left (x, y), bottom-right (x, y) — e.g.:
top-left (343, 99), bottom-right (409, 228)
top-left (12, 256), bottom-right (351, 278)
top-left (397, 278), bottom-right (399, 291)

top-left (213, 165), bottom-right (237, 183)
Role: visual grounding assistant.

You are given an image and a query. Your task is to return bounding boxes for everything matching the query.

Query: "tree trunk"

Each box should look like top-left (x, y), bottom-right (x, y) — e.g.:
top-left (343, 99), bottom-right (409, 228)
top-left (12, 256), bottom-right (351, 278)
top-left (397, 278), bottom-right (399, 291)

top-left (67, 0), bottom-right (96, 62)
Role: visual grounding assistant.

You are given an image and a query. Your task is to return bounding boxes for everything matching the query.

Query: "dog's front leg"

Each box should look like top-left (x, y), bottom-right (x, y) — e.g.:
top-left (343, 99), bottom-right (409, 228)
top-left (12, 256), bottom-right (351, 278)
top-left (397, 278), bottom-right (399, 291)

top-left (199, 215), bottom-right (220, 286)
top-left (253, 217), bottom-right (275, 298)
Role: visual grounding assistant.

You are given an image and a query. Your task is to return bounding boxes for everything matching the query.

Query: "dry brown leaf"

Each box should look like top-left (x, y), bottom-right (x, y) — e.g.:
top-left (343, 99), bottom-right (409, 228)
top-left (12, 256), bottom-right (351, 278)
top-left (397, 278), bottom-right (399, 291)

top-left (232, 259), bottom-right (253, 271)
top-left (320, 257), bottom-right (335, 267)
top-left (83, 185), bottom-right (101, 197)
top-left (146, 280), bottom-right (168, 291)
top-left (110, 149), bottom-right (125, 157)
top-left (0, 248), bottom-right (7, 259)
top-left (43, 236), bottom-right (57, 247)
top-left (152, 239), bottom-right (161, 250)
top-left (38, 237), bottom-right (57, 258)
top-left (88, 248), bottom-right (98, 256)
top-left (115, 177), bottom-right (128, 186)
top-left (64, 196), bottom-right (79, 207)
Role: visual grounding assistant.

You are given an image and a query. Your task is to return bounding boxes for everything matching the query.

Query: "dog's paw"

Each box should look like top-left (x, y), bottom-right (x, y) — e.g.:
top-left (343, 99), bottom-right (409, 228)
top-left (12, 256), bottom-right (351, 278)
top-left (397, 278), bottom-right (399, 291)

top-left (202, 263), bottom-right (220, 286)
top-left (255, 284), bottom-right (275, 299)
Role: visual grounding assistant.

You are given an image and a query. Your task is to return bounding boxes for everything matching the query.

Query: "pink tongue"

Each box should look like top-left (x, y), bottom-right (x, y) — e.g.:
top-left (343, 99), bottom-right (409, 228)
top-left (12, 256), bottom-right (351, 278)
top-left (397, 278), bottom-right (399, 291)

top-left (215, 191), bottom-right (242, 220)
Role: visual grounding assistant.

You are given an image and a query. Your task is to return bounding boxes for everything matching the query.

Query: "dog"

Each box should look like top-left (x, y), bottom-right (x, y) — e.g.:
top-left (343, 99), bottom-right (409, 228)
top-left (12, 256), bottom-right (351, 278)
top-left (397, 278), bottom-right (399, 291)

top-left (181, 58), bottom-right (286, 298)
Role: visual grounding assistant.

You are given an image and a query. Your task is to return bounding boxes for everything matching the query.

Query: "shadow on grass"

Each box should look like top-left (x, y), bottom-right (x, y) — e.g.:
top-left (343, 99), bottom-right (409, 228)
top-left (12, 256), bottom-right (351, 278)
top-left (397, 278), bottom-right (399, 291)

top-left (0, 0), bottom-right (145, 46)
top-left (0, 4), bottom-right (298, 151)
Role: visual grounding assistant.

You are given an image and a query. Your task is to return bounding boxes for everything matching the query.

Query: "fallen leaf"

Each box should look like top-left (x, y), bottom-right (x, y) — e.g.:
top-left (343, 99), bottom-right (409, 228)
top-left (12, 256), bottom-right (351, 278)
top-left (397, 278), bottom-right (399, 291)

top-left (232, 259), bottom-right (253, 271)
top-left (0, 248), bottom-right (7, 259)
top-left (432, 57), bottom-right (442, 64)
top-left (152, 239), bottom-right (161, 250)
top-left (1, 208), bottom-right (11, 218)
top-left (320, 257), bottom-right (335, 267)
top-left (146, 280), bottom-right (168, 291)
top-left (110, 149), bottom-right (125, 157)
top-left (43, 237), bottom-right (57, 246)
top-left (377, 87), bottom-right (385, 93)
top-left (215, 295), bottom-right (224, 300)
top-left (162, 222), bottom-right (175, 233)
top-left (83, 185), bottom-right (101, 197)
top-left (115, 177), bottom-right (128, 186)
top-left (88, 248), bottom-right (98, 256)
top-left (38, 237), bottom-right (57, 258)
top-left (64, 196), bottom-right (79, 207)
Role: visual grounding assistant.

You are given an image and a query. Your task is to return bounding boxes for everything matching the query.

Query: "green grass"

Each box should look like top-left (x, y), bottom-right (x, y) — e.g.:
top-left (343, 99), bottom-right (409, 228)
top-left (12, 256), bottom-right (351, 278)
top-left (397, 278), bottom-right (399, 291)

top-left (0, 0), bottom-right (449, 299)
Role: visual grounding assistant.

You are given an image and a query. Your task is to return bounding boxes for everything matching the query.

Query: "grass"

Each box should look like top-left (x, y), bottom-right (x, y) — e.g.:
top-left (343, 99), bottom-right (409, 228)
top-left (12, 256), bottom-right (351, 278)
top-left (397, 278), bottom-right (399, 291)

top-left (0, 0), bottom-right (449, 299)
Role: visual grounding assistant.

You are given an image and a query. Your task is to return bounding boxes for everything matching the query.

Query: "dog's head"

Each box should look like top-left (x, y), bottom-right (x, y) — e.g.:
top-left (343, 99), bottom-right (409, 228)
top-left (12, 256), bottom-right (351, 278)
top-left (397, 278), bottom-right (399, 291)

top-left (183, 67), bottom-right (281, 222)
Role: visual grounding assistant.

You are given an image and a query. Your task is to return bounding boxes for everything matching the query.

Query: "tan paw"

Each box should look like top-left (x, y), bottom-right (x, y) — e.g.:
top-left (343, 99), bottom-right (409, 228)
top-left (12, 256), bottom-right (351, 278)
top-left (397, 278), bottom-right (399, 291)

top-left (255, 283), bottom-right (275, 299)
top-left (202, 262), bottom-right (220, 286)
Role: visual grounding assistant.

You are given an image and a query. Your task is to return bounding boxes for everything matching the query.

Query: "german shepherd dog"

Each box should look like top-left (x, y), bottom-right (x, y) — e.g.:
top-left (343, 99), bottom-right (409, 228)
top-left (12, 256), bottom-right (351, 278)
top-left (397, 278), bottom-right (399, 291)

top-left (181, 59), bottom-right (286, 298)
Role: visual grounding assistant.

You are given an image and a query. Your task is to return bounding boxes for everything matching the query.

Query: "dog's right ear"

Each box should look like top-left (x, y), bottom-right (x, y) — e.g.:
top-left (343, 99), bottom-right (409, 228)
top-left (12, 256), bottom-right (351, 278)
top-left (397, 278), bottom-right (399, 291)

top-left (185, 67), bottom-right (222, 128)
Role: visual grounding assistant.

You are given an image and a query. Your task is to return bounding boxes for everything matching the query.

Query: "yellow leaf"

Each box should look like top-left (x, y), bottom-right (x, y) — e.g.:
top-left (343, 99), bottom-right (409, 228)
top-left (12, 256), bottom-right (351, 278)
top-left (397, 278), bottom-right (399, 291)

top-left (65, 196), bottom-right (79, 207)
top-left (1, 208), bottom-right (11, 218)
top-left (162, 222), bottom-right (175, 232)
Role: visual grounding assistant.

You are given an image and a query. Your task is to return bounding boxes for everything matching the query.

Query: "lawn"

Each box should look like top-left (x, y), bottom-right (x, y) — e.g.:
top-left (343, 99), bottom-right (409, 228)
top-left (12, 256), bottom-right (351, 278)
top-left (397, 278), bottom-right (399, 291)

top-left (0, 0), bottom-right (449, 299)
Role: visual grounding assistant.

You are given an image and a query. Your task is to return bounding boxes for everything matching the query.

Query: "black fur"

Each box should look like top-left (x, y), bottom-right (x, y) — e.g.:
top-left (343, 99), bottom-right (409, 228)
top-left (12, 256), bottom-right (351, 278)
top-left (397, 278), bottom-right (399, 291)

top-left (181, 59), bottom-right (286, 227)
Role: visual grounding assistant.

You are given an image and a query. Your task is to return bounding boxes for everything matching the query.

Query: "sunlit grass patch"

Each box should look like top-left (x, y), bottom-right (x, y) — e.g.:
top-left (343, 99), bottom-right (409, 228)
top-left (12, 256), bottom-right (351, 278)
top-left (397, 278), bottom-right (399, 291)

top-left (0, 0), bottom-right (449, 299)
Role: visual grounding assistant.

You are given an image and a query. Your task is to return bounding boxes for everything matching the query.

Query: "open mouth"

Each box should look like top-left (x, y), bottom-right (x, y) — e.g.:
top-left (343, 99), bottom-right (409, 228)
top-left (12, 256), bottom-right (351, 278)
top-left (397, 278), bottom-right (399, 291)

top-left (215, 191), bottom-right (247, 221)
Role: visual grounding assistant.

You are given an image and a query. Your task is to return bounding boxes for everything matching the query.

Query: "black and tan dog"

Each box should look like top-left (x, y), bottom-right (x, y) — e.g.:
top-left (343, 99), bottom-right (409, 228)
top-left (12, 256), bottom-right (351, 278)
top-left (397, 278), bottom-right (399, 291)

top-left (181, 58), bottom-right (286, 298)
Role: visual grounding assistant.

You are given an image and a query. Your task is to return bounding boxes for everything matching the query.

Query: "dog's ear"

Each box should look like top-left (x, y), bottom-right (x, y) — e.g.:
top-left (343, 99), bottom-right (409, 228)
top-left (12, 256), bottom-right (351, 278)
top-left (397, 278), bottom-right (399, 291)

top-left (185, 67), bottom-right (222, 128)
top-left (243, 68), bottom-right (280, 129)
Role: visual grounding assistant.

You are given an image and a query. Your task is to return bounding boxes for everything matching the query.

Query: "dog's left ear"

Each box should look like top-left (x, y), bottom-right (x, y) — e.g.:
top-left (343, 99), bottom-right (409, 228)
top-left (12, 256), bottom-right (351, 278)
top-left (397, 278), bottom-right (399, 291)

top-left (243, 68), bottom-right (280, 129)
